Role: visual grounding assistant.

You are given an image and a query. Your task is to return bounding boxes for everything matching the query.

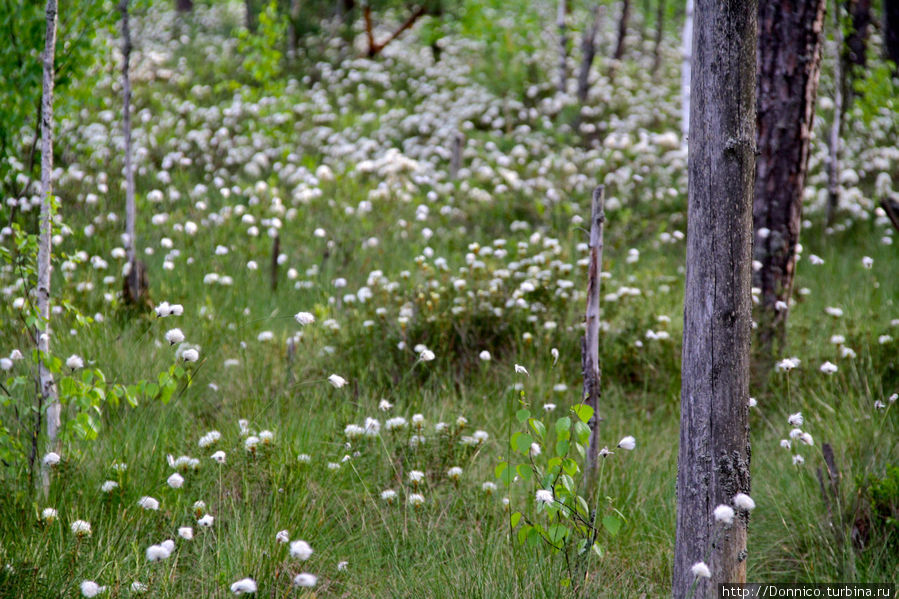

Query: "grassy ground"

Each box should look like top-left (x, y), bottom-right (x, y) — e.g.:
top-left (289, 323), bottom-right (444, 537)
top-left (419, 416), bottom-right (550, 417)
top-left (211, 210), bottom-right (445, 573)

top-left (1, 1), bottom-right (897, 597)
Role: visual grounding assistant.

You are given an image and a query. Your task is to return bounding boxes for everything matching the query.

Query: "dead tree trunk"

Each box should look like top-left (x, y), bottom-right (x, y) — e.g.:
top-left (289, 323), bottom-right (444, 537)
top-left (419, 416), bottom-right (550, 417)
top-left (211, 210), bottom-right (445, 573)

top-left (680, 0), bottom-right (693, 148)
top-left (557, 0), bottom-right (568, 93)
top-left (38, 0), bottom-right (59, 493)
top-left (577, 4), bottom-right (604, 105)
top-left (753, 0), bottom-right (826, 360)
top-left (885, 0), bottom-right (899, 71)
top-left (652, 0), bottom-right (667, 74)
top-left (826, 1), bottom-right (845, 227)
top-left (672, 0), bottom-right (756, 596)
top-left (581, 185), bottom-right (604, 501)
top-left (613, 0), bottom-right (631, 62)
top-left (120, 0), bottom-right (149, 308)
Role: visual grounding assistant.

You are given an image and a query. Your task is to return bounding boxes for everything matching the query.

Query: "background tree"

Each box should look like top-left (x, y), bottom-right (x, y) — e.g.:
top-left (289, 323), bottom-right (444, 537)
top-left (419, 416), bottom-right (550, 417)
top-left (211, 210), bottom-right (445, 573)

top-left (885, 0), bottom-right (899, 70)
top-left (753, 0), bottom-right (827, 361)
top-left (673, 0), bottom-right (756, 596)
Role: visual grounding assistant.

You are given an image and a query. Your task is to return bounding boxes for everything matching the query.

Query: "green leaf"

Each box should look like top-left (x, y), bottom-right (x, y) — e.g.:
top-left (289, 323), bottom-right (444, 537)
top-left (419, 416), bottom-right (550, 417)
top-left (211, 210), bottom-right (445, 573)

top-left (555, 439), bottom-right (570, 457)
top-left (573, 403), bottom-right (594, 424)
top-left (518, 524), bottom-right (531, 545)
top-left (495, 461), bottom-right (513, 485)
top-left (528, 418), bottom-right (546, 439)
top-left (574, 421), bottom-right (591, 444)
top-left (526, 527), bottom-right (542, 547)
top-left (559, 474), bottom-right (575, 494)
top-left (510, 512), bottom-right (522, 528)
top-left (602, 514), bottom-right (622, 537)
top-left (562, 458), bottom-right (578, 476)
top-left (515, 408), bottom-right (530, 423)
top-left (514, 433), bottom-right (533, 454)
top-left (555, 416), bottom-right (571, 434)
top-left (516, 464), bottom-right (532, 481)
top-left (592, 542), bottom-right (603, 558)
top-left (548, 524), bottom-right (568, 544)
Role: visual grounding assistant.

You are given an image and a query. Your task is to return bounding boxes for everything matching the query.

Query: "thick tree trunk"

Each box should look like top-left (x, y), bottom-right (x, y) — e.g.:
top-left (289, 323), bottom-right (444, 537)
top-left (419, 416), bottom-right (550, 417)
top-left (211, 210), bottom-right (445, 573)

top-left (672, 0), bottom-right (756, 597)
top-left (652, 0), bottom-right (667, 74)
top-left (175, 0), bottom-right (192, 12)
top-left (680, 0), bottom-right (693, 148)
top-left (38, 0), bottom-right (59, 493)
top-left (885, 0), bottom-right (899, 70)
top-left (844, 0), bottom-right (871, 72)
top-left (577, 4), bottom-right (604, 106)
top-left (753, 0), bottom-right (826, 358)
top-left (557, 0), bottom-right (568, 93)
top-left (581, 185), bottom-right (604, 501)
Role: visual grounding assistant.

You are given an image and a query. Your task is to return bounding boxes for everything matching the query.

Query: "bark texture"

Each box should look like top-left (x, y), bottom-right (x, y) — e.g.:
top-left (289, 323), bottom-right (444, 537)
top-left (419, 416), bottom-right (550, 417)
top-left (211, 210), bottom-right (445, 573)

top-left (753, 0), bottom-right (826, 357)
top-left (673, 1), bottom-right (756, 596)
top-left (581, 185), bottom-right (604, 500)
top-left (680, 0), bottom-right (693, 147)
top-left (38, 0), bottom-right (60, 490)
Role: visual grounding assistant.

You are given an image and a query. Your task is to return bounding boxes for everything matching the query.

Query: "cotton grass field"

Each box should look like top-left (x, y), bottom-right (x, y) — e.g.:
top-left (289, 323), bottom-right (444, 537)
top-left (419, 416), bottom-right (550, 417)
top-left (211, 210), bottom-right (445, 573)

top-left (1, 1), bottom-right (898, 597)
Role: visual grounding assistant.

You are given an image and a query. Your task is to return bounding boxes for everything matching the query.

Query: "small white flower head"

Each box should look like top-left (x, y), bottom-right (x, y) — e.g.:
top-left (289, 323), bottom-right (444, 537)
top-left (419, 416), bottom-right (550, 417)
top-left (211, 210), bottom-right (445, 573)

top-left (138, 496), bottom-right (160, 510)
top-left (447, 466), bottom-right (463, 481)
top-left (80, 580), bottom-right (105, 597)
top-left (0, 358), bottom-right (12, 371)
top-left (408, 492), bottom-right (425, 507)
top-left (408, 470), bottom-right (425, 486)
top-left (71, 520), bottom-right (92, 537)
top-left (101, 480), bottom-right (118, 493)
top-left (418, 349), bottom-right (436, 362)
top-left (378, 399), bottom-right (393, 411)
top-left (551, 347), bottom-right (559, 365)
top-left (146, 544), bottom-right (171, 562)
top-left (385, 417), bottom-right (408, 431)
top-left (713, 504), bottom-right (735, 525)
top-left (344, 424), bottom-right (364, 439)
top-left (156, 302), bottom-right (172, 317)
top-left (238, 419), bottom-right (250, 436)
top-left (691, 561), bottom-right (711, 579)
top-left (259, 430), bottom-right (274, 444)
top-left (297, 453), bottom-right (311, 464)
top-left (535, 489), bottom-right (554, 504)
top-left (197, 514), bottom-right (214, 527)
top-left (775, 357), bottom-right (801, 372)
top-left (211, 450), bottom-right (226, 464)
top-left (244, 436), bottom-right (260, 452)
top-left (66, 354), bottom-right (85, 370)
top-left (182, 348), bottom-right (199, 362)
top-left (514, 363), bottom-right (529, 376)
top-left (599, 447), bottom-right (614, 458)
top-left (178, 527), bottom-right (193, 540)
top-left (294, 311), bottom-right (315, 325)
top-left (799, 432), bottom-right (814, 446)
top-left (412, 413), bottom-right (425, 428)
top-left (529, 442), bottom-right (542, 458)
top-left (455, 415), bottom-right (468, 428)
top-left (327, 462), bottom-right (341, 471)
top-left (192, 500), bottom-right (206, 514)
top-left (788, 412), bottom-right (803, 427)
top-left (276, 529), bottom-right (290, 544)
top-left (198, 430), bottom-right (221, 448)
top-left (328, 374), bottom-right (347, 388)
top-left (337, 561), bottom-right (349, 571)
top-left (41, 507), bottom-right (58, 523)
top-left (874, 399), bottom-right (887, 410)
top-left (780, 439), bottom-right (791, 450)
top-left (130, 582), bottom-right (148, 593)
top-left (167, 473), bottom-right (185, 489)
top-left (820, 361), bottom-right (838, 374)
top-left (748, 397), bottom-right (757, 408)
top-left (289, 540), bottom-right (313, 560)
top-left (479, 350), bottom-right (491, 361)
top-left (793, 454), bottom-right (805, 466)
top-left (543, 403), bottom-right (557, 412)
top-left (381, 489), bottom-right (397, 504)
top-left (733, 493), bottom-right (755, 511)
top-left (473, 430), bottom-right (489, 444)
top-left (42, 452), bottom-right (61, 467)
top-left (789, 428), bottom-right (803, 440)
top-left (161, 539), bottom-right (175, 553)
top-left (862, 256), bottom-right (873, 269)
top-left (618, 436), bottom-right (636, 451)
top-left (363, 417), bottom-right (381, 436)
top-left (294, 573), bottom-right (317, 588)
top-left (230, 578), bottom-right (257, 595)
top-left (481, 481), bottom-right (497, 495)
top-left (165, 328), bottom-right (185, 345)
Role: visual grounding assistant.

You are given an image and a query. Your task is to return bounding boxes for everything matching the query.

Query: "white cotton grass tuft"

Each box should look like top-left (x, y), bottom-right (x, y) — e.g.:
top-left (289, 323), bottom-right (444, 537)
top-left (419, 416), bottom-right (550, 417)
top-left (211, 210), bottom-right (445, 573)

top-left (197, 514), bottom-right (214, 527)
top-left (337, 561), bottom-right (349, 571)
top-left (293, 573), bottom-right (317, 588)
top-left (617, 436), bottom-right (636, 450)
top-left (691, 561), bottom-right (711, 579)
top-left (276, 529), bottom-right (290, 544)
top-left (294, 311), bottom-right (314, 325)
top-left (328, 374), bottom-right (347, 388)
top-left (211, 450), bottom-right (226, 464)
top-left (788, 412), bottom-right (803, 427)
top-left (146, 544), bottom-right (171, 562)
top-left (713, 504), bottom-right (735, 525)
top-left (165, 328), bottom-right (185, 345)
top-left (130, 581), bottom-right (148, 593)
top-left (408, 493), bottom-right (425, 507)
top-left (733, 493), bottom-right (755, 511)
top-left (230, 578), bottom-right (257, 595)
top-left (71, 520), bottom-right (92, 536)
top-left (820, 361), bottom-right (838, 374)
top-left (535, 489), bottom-right (554, 504)
top-left (178, 527), bottom-right (193, 540)
top-left (479, 350), bottom-right (491, 361)
top-left (138, 496), bottom-right (160, 510)
top-left (167, 473), bottom-right (184, 489)
top-left (514, 363), bottom-right (529, 376)
top-left (182, 348), bottom-right (199, 362)
top-left (80, 580), bottom-right (106, 597)
top-left (41, 507), bottom-right (58, 523)
top-left (289, 540), bottom-right (313, 560)
top-left (66, 354), bottom-right (84, 369)
top-left (42, 452), bottom-right (61, 467)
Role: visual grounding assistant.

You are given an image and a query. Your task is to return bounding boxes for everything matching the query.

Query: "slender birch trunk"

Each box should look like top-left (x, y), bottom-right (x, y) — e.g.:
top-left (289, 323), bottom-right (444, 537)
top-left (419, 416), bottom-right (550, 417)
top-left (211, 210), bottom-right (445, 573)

top-left (121, 0), bottom-right (136, 274)
top-left (673, 0), bottom-right (757, 595)
top-left (652, 0), bottom-right (667, 74)
top-left (581, 185), bottom-right (604, 500)
top-left (38, 0), bottom-right (59, 492)
top-left (826, 0), bottom-right (844, 227)
top-left (557, 0), bottom-right (568, 93)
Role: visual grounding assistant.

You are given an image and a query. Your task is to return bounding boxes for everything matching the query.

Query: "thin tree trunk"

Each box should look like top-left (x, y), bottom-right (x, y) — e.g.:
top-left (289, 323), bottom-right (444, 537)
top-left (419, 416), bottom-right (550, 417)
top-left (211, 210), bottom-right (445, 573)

top-left (245, 0), bottom-right (256, 32)
top-left (827, 0), bottom-right (845, 227)
top-left (38, 0), bottom-right (59, 494)
top-left (581, 185), bottom-right (604, 501)
top-left (557, 0), bottom-right (568, 93)
top-left (680, 0), bottom-right (693, 149)
top-left (673, 0), bottom-right (756, 596)
top-left (885, 0), bottom-right (899, 71)
top-left (753, 0), bottom-right (826, 360)
top-left (577, 4), bottom-right (604, 106)
top-left (364, 4), bottom-right (426, 58)
top-left (270, 233), bottom-right (280, 292)
top-left (652, 0), bottom-right (667, 74)
top-left (449, 131), bottom-right (463, 180)
top-left (613, 0), bottom-right (631, 62)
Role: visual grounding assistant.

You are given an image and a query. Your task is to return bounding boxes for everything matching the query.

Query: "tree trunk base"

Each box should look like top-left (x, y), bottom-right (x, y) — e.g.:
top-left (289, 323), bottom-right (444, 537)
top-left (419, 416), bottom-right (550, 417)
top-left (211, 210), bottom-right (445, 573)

top-left (122, 259), bottom-right (151, 308)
